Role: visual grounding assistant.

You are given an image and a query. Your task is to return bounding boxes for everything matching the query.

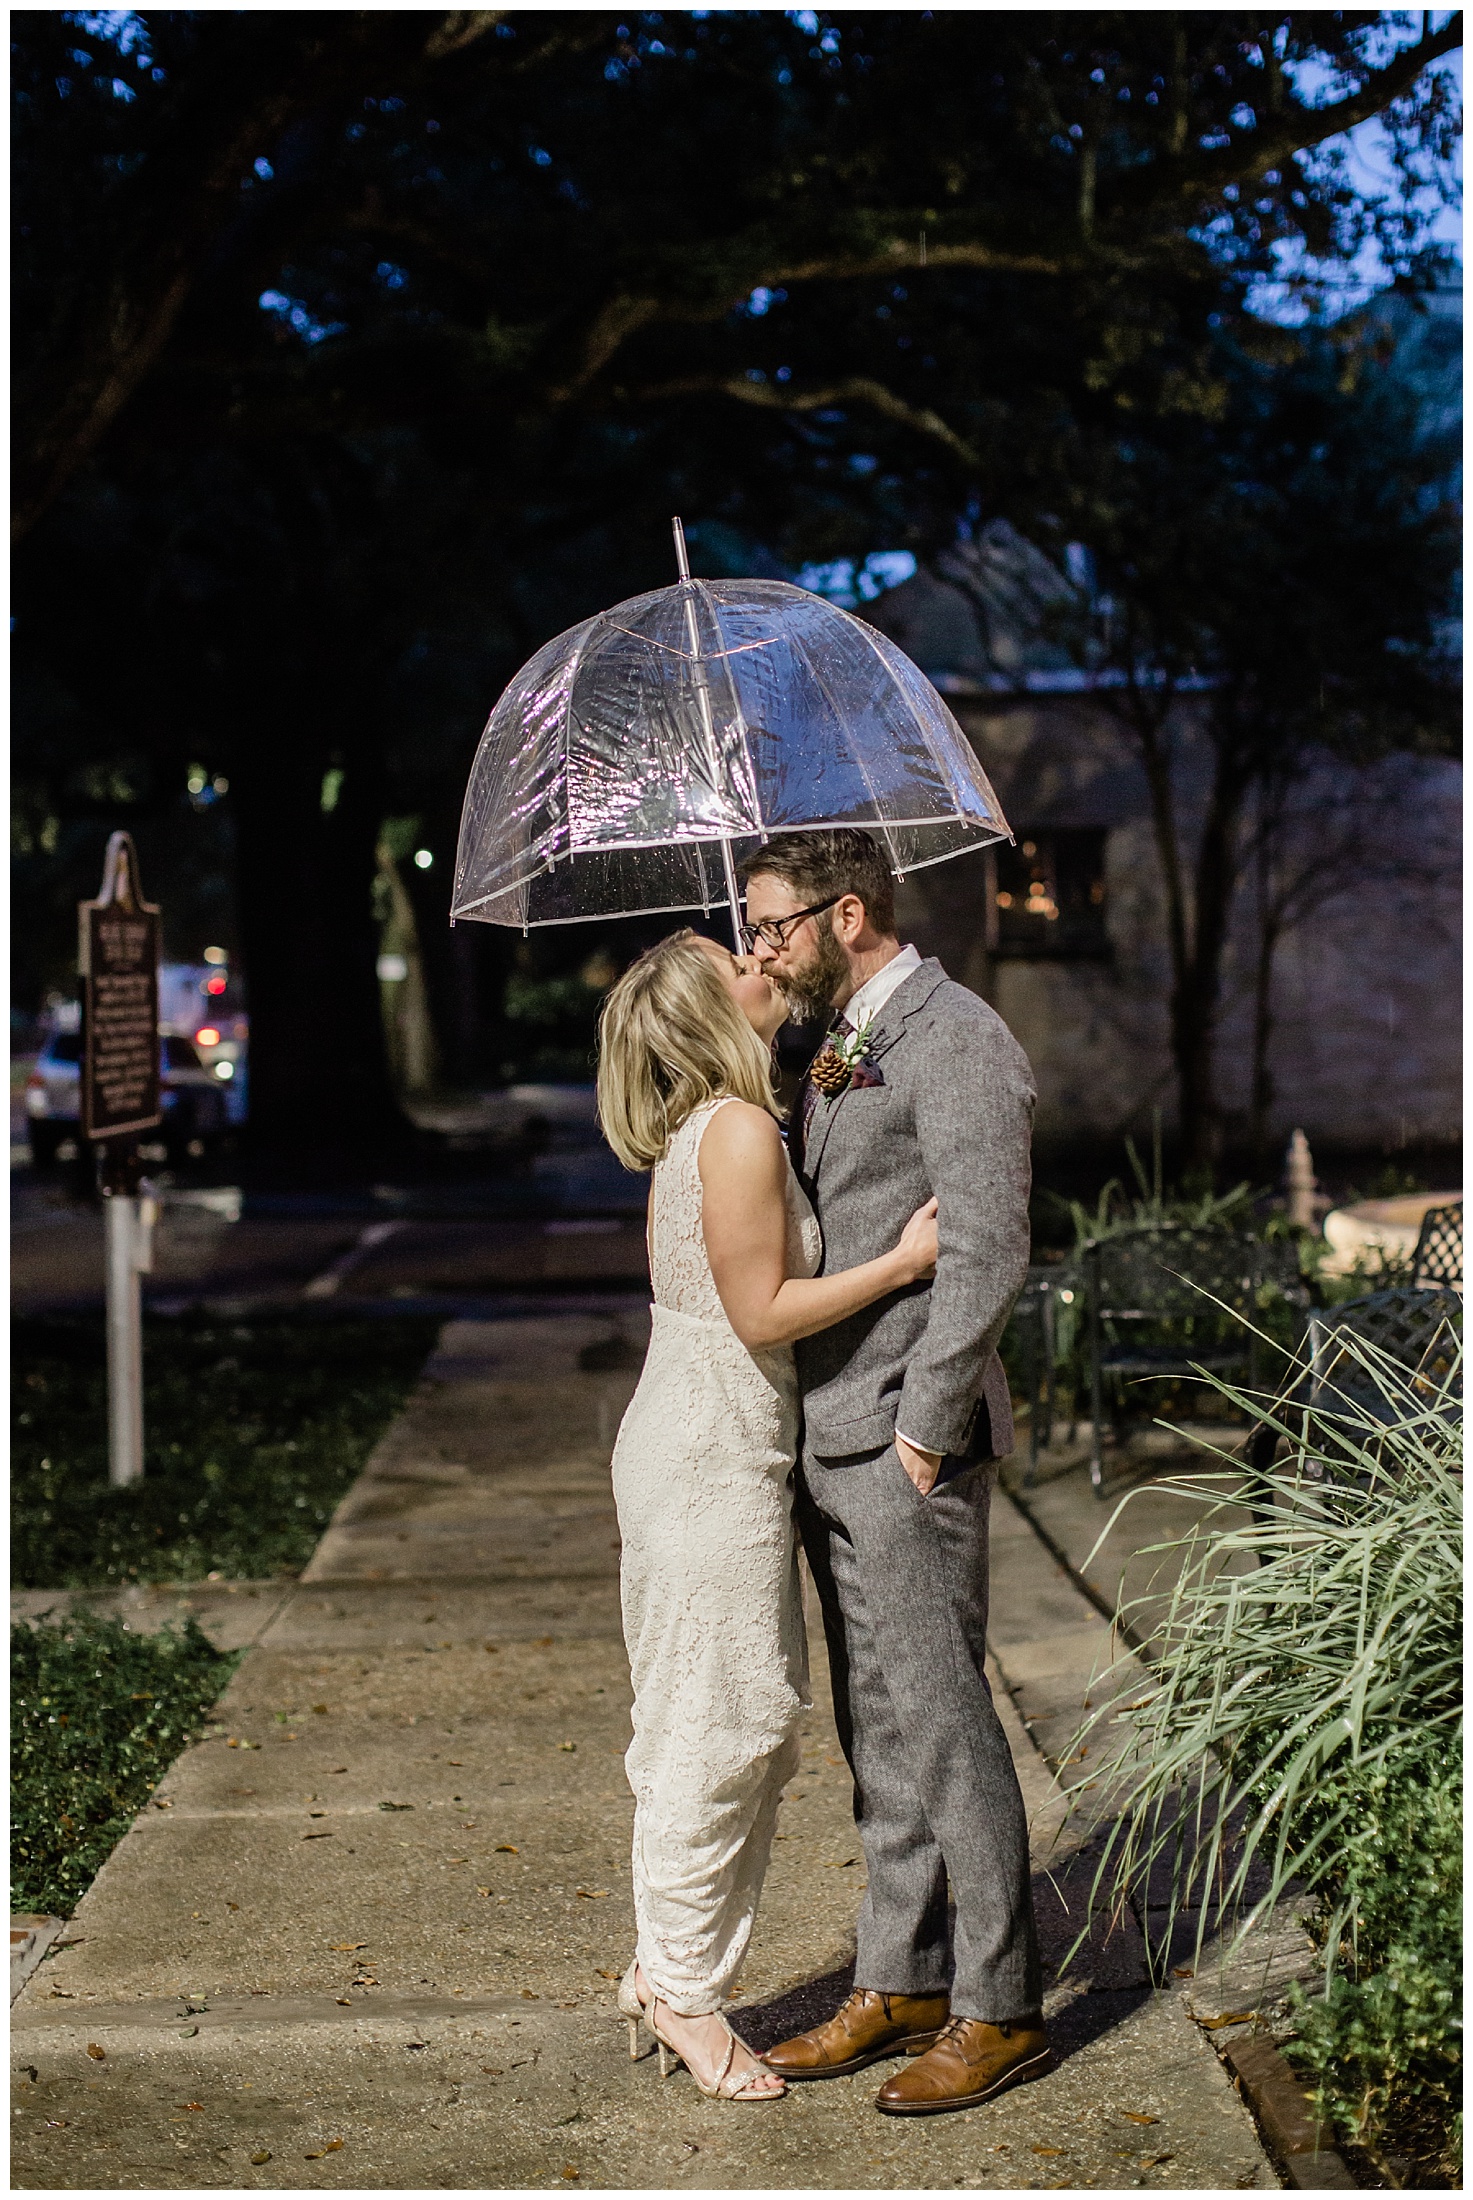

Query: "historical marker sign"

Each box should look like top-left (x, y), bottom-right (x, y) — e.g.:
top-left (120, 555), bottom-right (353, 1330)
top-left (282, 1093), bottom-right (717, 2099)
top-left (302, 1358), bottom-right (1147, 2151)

top-left (79, 832), bottom-right (162, 1141)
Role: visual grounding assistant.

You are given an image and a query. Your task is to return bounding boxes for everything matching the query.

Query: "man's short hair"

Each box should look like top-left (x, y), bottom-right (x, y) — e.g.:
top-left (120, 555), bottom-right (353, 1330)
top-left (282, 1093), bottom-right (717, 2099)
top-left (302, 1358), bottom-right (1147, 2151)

top-left (738, 827), bottom-right (896, 938)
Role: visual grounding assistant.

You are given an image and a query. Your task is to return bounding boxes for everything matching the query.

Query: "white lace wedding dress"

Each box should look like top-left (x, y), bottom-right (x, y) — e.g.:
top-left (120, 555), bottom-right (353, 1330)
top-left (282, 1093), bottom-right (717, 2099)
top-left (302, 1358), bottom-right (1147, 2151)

top-left (612, 1094), bottom-right (822, 2016)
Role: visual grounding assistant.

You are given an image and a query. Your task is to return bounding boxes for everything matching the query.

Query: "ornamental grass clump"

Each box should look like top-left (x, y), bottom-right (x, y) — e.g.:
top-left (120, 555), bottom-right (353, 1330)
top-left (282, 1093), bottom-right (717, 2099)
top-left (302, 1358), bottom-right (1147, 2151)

top-left (1074, 1324), bottom-right (1461, 2184)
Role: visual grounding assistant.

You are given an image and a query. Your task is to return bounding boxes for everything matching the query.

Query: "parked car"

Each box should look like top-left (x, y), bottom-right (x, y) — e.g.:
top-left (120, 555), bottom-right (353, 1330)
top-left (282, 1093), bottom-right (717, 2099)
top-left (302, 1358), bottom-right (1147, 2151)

top-left (25, 1030), bottom-right (230, 1166)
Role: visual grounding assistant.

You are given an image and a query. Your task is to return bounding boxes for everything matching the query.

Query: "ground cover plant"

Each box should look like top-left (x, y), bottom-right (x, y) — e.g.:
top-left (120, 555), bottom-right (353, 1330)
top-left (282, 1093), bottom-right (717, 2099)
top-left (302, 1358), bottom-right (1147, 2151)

top-left (12, 1610), bottom-right (239, 1916)
top-left (12, 1311), bottom-right (438, 1586)
top-left (1074, 1325), bottom-right (1462, 2184)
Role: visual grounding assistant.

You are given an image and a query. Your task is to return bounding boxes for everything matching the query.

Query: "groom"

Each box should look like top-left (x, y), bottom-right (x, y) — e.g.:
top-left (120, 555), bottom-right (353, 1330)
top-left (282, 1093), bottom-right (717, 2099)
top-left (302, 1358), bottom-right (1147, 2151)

top-left (739, 827), bottom-right (1049, 2117)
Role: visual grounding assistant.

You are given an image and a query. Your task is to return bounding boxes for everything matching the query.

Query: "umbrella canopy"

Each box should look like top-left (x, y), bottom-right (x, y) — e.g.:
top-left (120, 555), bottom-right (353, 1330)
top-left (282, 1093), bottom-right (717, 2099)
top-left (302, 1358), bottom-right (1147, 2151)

top-left (451, 526), bottom-right (1011, 941)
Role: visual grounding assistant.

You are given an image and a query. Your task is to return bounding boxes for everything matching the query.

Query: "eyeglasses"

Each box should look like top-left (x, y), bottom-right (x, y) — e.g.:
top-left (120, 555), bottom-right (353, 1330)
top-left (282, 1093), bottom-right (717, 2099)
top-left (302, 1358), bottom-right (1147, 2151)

top-left (738, 894), bottom-right (841, 953)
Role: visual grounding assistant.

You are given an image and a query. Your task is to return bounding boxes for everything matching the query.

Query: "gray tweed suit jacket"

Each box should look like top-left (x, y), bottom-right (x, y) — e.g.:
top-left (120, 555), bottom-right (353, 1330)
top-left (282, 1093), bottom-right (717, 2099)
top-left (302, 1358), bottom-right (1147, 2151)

top-left (793, 957), bottom-right (1035, 1463)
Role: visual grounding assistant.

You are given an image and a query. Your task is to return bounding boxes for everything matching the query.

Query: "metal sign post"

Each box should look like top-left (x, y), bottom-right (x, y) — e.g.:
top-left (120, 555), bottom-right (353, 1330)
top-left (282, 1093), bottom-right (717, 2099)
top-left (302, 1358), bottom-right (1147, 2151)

top-left (79, 832), bottom-right (162, 1488)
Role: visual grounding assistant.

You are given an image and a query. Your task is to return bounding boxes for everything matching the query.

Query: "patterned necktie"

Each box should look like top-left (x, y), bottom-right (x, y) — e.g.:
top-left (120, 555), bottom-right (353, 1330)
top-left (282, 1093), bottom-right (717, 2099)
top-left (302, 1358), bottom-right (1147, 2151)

top-left (795, 1022), bottom-right (846, 1167)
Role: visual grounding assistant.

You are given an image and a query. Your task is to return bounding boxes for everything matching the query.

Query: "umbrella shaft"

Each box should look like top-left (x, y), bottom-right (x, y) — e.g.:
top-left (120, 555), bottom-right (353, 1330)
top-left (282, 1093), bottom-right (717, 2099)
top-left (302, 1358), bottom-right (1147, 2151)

top-left (719, 837), bottom-right (743, 951)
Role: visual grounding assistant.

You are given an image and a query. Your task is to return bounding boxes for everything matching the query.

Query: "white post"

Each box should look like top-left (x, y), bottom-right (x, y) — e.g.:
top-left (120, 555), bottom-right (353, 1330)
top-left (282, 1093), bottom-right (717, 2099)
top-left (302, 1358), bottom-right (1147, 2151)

top-left (672, 515), bottom-right (744, 951)
top-left (1286, 1128), bottom-right (1317, 1230)
top-left (104, 1189), bottom-right (149, 1487)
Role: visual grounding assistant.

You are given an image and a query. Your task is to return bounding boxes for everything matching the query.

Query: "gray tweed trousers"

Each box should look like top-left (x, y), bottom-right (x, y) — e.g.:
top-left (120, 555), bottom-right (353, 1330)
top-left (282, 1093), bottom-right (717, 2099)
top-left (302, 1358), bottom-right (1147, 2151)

top-left (795, 1442), bottom-right (1042, 2022)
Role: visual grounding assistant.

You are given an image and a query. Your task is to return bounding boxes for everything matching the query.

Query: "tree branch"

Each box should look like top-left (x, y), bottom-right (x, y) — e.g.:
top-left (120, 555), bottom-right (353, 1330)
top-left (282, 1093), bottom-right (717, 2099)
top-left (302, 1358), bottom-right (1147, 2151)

top-left (548, 237), bottom-right (1074, 403)
top-left (423, 13), bottom-right (506, 61)
top-left (1133, 14), bottom-right (1463, 208)
top-left (619, 373), bottom-right (981, 466)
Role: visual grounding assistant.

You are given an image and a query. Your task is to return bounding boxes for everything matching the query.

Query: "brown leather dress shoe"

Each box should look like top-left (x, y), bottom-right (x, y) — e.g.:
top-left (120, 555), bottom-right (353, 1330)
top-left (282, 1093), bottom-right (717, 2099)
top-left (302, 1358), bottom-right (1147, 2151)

top-left (763, 1989), bottom-right (951, 2081)
top-left (874, 2015), bottom-right (1053, 2115)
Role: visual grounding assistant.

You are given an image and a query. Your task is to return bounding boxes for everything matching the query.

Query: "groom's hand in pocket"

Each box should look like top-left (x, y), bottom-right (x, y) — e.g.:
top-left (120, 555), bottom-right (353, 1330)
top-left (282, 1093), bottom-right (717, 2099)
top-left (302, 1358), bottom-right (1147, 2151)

top-left (895, 1435), bottom-right (943, 1494)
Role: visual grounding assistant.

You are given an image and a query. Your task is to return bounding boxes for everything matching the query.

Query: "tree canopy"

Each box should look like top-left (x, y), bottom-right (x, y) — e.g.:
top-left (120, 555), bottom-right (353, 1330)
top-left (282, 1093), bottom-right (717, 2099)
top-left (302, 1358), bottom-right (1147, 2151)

top-left (11, 8), bottom-right (1461, 1159)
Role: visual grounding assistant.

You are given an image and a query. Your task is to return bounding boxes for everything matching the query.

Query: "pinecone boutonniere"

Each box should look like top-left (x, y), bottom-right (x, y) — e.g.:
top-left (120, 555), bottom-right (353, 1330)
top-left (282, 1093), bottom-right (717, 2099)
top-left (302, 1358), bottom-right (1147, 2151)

top-left (809, 1015), bottom-right (877, 1101)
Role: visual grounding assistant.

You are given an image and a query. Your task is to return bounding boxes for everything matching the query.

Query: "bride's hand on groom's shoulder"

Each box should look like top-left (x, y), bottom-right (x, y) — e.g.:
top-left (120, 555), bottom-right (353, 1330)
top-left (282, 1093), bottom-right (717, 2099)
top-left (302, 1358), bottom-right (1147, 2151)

top-left (894, 1196), bottom-right (939, 1283)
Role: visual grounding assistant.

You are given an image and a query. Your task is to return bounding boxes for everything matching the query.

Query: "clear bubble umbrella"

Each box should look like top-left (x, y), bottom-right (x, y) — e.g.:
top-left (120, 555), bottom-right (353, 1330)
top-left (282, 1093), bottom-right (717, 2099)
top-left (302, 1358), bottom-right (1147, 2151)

top-left (451, 519), bottom-right (1012, 948)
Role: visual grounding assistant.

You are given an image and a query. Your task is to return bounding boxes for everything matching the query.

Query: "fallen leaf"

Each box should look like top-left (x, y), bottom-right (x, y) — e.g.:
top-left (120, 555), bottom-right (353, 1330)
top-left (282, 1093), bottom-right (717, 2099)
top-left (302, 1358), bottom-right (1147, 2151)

top-left (328, 1767), bottom-right (348, 1774)
top-left (303, 1831), bottom-right (333, 1840)
top-left (476, 1887), bottom-right (492, 1897)
top-left (576, 1888), bottom-right (609, 1900)
top-left (594, 1968), bottom-right (620, 1980)
top-left (227, 1902), bottom-right (240, 1911)
top-left (378, 1801), bottom-right (414, 1812)
top-left (562, 2168), bottom-right (579, 2180)
top-left (1121, 2111), bottom-right (1160, 2125)
top-left (312, 1704), bottom-right (328, 1714)
top-left (447, 1759), bottom-right (463, 1766)
top-left (86, 2044), bottom-right (106, 2061)
top-left (1171, 1965), bottom-right (1195, 1979)
top-left (824, 1856), bottom-right (860, 1868)
top-left (559, 1741), bottom-right (577, 1752)
top-left (335, 1997), bottom-right (352, 2007)
top-left (153, 1798), bottom-right (174, 1809)
top-left (482, 2064), bottom-right (503, 2075)
top-left (1032, 2144), bottom-right (1064, 2156)
top-left (521, 1989), bottom-right (539, 1999)
top-left (1198, 2010), bottom-right (1257, 2030)
top-left (178, 2026), bottom-right (199, 2039)
top-left (45, 2118), bottom-right (69, 2129)
top-left (330, 1943), bottom-right (369, 1952)
top-left (176, 2102), bottom-right (206, 2112)
top-left (495, 1843), bottom-right (518, 1854)
top-left (250, 2150), bottom-right (271, 2164)
top-left (534, 1635), bottom-right (553, 1647)
top-left (1140, 2155), bottom-right (1175, 2168)
top-left (324, 2138), bottom-right (344, 2151)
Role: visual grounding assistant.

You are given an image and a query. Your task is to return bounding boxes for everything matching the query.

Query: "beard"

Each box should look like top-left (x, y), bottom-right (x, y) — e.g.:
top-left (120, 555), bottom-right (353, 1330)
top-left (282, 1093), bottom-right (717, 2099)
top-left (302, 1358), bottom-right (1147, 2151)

top-left (778, 915), bottom-right (849, 1025)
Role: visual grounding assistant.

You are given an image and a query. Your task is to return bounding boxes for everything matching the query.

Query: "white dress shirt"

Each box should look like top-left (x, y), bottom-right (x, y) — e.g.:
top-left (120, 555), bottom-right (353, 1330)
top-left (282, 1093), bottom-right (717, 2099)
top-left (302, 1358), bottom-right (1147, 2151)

top-left (836, 943), bottom-right (938, 1460)
top-left (841, 941), bottom-right (922, 1033)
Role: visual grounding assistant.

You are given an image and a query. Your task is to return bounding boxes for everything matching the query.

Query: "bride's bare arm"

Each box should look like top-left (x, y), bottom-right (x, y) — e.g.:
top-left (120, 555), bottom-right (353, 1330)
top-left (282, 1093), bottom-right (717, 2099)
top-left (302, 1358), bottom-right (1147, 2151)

top-left (698, 1102), bottom-right (936, 1351)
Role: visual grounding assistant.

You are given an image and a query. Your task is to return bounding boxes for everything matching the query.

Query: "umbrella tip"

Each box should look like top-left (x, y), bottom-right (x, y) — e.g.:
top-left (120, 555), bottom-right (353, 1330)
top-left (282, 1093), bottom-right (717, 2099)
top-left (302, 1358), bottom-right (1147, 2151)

top-left (671, 515), bottom-right (692, 583)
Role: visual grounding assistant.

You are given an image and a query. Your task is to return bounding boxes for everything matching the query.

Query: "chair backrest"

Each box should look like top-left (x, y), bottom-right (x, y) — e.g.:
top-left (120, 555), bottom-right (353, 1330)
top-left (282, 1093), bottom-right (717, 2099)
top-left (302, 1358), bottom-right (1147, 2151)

top-left (1083, 1228), bottom-right (1265, 1321)
top-left (1412, 1202), bottom-right (1463, 1290)
top-left (1309, 1285), bottom-right (1463, 1405)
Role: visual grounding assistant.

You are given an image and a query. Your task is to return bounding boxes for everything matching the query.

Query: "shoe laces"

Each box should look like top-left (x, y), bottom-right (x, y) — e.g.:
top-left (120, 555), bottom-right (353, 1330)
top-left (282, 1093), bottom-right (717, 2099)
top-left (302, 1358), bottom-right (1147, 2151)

top-left (935, 2015), bottom-right (1013, 2051)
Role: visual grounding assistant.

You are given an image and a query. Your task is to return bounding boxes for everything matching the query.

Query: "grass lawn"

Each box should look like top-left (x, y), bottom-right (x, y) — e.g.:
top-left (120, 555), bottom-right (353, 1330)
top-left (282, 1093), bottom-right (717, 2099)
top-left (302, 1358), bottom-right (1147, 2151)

top-left (12, 1310), bottom-right (439, 1587)
top-left (12, 1310), bottom-right (439, 1917)
top-left (12, 1611), bottom-right (241, 1916)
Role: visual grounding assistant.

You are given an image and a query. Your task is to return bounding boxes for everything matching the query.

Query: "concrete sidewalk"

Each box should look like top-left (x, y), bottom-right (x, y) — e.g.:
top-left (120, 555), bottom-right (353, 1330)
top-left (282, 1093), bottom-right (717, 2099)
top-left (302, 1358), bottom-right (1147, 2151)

top-left (12, 1314), bottom-right (1276, 2190)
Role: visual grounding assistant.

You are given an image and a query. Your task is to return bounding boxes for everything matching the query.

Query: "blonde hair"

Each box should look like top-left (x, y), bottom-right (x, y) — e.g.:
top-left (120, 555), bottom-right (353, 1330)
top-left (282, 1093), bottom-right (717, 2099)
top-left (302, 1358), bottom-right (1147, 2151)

top-left (597, 929), bottom-right (781, 1170)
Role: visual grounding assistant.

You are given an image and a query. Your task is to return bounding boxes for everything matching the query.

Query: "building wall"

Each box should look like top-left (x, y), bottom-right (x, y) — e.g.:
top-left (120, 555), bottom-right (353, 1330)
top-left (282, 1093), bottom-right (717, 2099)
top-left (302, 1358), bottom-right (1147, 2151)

top-left (891, 687), bottom-right (1461, 1156)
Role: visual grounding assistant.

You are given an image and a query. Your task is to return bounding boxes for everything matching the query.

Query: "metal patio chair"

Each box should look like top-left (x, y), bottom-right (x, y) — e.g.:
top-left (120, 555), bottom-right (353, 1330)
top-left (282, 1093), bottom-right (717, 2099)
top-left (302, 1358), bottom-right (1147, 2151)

top-left (1245, 1283), bottom-right (1463, 1511)
top-left (1010, 1265), bottom-right (1085, 1485)
top-left (1082, 1227), bottom-right (1310, 1496)
top-left (1412, 1202), bottom-right (1463, 1291)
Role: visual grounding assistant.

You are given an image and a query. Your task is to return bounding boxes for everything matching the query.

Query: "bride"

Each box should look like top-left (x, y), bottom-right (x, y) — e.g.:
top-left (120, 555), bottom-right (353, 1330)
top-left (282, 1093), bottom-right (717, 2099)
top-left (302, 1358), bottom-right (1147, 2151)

top-left (596, 929), bottom-right (937, 2103)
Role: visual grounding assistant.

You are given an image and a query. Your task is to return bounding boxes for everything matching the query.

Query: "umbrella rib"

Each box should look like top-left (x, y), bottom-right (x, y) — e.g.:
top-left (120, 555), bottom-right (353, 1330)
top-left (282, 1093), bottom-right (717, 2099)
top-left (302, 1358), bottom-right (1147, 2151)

top-left (698, 579), bottom-right (765, 845)
top-left (789, 625), bottom-right (905, 877)
top-left (601, 622), bottom-right (779, 664)
top-left (847, 615), bottom-right (997, 851)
